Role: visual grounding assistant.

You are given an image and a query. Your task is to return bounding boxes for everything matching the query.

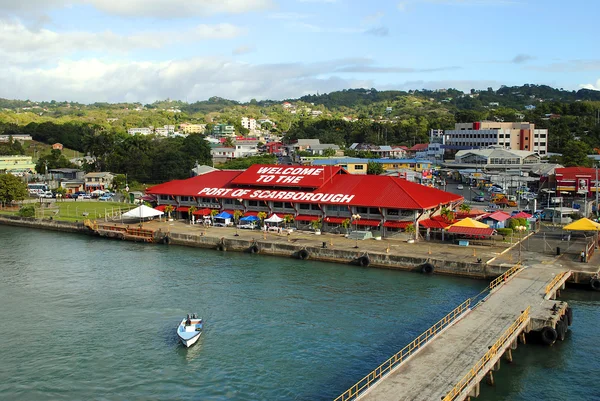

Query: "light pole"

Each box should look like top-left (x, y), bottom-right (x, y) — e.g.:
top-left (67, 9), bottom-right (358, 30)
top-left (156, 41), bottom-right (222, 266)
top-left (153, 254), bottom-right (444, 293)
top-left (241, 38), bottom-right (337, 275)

top-left (352, 213), bottom-right (361, 248)
top-left (515, 225), bottom-right (526, 264)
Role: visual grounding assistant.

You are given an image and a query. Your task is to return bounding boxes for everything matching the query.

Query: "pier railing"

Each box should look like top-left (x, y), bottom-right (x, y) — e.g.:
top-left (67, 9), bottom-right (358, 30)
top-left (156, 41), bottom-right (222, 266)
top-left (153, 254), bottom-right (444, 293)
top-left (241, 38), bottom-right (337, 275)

top-left (333, 299), bottom-right (471, 401)
top-left (441, 306), bottom-right (531, 401)
top-left (544, 271), bottom-right (571, 299)
top-left (489, 262), bottom-right (523, 291)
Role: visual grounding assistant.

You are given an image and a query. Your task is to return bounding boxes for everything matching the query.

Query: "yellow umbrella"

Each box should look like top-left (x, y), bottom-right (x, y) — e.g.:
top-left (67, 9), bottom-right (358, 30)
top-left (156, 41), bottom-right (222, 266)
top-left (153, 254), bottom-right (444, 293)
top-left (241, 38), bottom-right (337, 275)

top-left (563, 218), bottom-right (600, 231)
top-left (448, 217), bottom-right (490, 229)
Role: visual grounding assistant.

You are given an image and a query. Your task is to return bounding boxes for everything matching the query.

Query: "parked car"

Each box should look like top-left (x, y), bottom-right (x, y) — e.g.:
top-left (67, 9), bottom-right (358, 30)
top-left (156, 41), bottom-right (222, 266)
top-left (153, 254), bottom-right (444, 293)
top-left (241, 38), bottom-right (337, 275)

top-left (473, 195), bottom-right (485, 202)
top-left (98, 194), bottom-right (113, 201)
top-left (78, 193), bottom-right (91, 200)
top-left (39, 191), bottom-right (53, 199)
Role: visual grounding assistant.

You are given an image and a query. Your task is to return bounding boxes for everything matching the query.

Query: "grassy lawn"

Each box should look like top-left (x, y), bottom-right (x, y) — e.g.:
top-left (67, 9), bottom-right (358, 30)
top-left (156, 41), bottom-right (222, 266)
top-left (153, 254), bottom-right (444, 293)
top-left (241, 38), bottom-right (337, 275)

top-left (0, 201), bottom-right (137, 222)
top-left (22, 140), bottom-right (79, 162)
top-left (40, 201), bottom-right (137, 221)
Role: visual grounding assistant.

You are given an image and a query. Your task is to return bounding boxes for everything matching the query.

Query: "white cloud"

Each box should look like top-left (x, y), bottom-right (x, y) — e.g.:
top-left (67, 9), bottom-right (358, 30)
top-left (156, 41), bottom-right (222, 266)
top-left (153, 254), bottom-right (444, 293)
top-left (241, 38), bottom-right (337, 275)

top-left (0, 0), bottom-right (273, 18)
top-left (580, 79), bottom-right (600, 91)
top-left (0, 57), bottom-right (462, 103)
top-left (362, 11), bottom-right (385, 24)
top-left (0, 20), bottom-right (243, 64)
top-left (232, 45), bottom-right (256, 55)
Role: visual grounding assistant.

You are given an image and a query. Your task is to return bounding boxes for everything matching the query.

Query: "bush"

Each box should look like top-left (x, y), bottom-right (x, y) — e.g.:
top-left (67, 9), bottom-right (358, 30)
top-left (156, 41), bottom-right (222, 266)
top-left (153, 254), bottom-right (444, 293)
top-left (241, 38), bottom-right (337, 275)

top-left (497, 228), bottom-right (513, 237)
top-left (18, 206), bottom-right (35, 218)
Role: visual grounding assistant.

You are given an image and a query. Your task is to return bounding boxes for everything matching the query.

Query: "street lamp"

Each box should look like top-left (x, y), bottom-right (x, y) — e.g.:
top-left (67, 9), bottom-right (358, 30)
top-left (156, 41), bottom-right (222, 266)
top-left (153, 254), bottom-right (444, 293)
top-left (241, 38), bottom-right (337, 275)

top-left (515, 225), bottom-right (527, 263)
top-left (352, 213), bottom-right (361, 248)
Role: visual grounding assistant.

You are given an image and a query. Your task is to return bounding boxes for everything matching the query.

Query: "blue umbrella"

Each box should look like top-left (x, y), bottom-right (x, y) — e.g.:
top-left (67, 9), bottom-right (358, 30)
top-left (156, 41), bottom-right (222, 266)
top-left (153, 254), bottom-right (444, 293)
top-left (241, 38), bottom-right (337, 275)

top-left (240, 215), bottom-right (260, 222)
top-left (215, 212), bottom-right (232, 219)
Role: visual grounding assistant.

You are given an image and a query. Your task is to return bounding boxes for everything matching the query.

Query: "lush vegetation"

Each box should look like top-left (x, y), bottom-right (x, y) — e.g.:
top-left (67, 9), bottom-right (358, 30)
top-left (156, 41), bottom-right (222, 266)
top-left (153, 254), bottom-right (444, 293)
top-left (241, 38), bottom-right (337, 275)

top-left (0, 174), bottom-right (28, 203)
top-left (1, 84), bottom-right (600, 182)
top-left (218, 154), bottom-right (277, 169)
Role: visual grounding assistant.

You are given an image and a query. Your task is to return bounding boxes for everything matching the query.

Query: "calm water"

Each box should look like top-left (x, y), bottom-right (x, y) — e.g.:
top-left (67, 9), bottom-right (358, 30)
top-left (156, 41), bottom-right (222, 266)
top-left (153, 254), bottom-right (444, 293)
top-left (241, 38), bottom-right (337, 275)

top-left (0, 226), bottom-right (598, 401)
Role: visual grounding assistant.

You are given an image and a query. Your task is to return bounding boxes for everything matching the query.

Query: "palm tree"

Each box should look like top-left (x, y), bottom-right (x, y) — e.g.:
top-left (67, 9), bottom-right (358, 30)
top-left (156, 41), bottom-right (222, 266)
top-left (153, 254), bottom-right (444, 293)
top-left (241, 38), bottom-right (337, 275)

top-left (459, 203), bottom-right (471, 214)
top-left (257, 211), bottom-right (267, 224)
top-left (440, 207), bottom-right (455, 223)
top-left (188, 206), bottom-right (197, 223)
top-left (164, 205), bottom-right (174, 220)
top-left (233, 209), bottom-right (243, 225)
top-left (342, 218), bottom-right (351, 234)
top-left (405, 223), bottom-right (416, 240)
top-left (283, 214), bottom-right (294, 228)
top-left (310, 218), bottom-right (322, 233)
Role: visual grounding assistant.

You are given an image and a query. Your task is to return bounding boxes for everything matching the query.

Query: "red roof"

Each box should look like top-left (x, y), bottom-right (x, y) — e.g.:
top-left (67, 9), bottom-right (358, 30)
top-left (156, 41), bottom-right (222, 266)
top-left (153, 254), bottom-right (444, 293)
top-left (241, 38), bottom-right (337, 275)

top-left (419, 218), bottom-right (450, 229)
top-left (176, 206), bottom-right (189, 212)
top-left (193, 208), bottom-right (211, 216)
top-left (295, 215), bottom-right (320, 222)
top-left (325, 217), bottom-right (346, 224)
top-left (512, 212), bottom-right (533, 219)
top-left (230, 164), bottom-right (342, 188)
top-left (315, 175), bottom-right (462, 209)
top-left (556, 167), bottom-right (599, 180)
top-left (384, 221), bottom-right (412, 228)
top-left (409, 143), bottom-right (428, 151)
top-left (484, 211), bottom-right (511, 222)
top-left (155, 205), bottom-right (167, 211)
top-left (447, 226), bottom-right (494, 236)
top-left (146, 171), bottom-right (242, 196)
top-left (243, 211), bottom-right (258, 217)
top-left (146, 166), bottom-right (462, 210)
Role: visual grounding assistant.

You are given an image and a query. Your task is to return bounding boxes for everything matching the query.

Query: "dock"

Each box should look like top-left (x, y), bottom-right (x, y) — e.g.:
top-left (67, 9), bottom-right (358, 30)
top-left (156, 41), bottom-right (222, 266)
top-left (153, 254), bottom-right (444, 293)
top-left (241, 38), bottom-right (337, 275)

top-left (335, 263), bottom-right (573, 401)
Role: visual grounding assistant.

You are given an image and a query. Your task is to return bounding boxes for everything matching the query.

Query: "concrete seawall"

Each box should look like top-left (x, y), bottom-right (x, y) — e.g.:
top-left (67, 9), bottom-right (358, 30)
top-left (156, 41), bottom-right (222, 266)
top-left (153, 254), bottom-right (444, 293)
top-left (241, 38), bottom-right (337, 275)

top-left (167, 231), bottom-right (508, 279)
top-left (0, 216), bottom-right (540, 281)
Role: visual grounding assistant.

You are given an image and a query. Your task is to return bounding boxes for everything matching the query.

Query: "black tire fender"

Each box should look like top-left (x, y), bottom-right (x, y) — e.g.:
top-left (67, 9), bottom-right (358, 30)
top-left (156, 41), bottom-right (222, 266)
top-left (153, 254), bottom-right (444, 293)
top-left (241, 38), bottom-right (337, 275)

top-left (565, 307), bottom-right (573, 326)
top-left (249, 244), bottom-right (259, 254)
top-left (556, 320), bottom-right (567, 341)
top-left (590, 278), bottom-right (600, 291)
top-left (421, 263), bottom-right (434, 274)
top-left (298, 249), bottom-right (309, 260)
top-left (358, 255), bottom-right (370, 267)
top-left (541, 326), bottom-right (558, 345)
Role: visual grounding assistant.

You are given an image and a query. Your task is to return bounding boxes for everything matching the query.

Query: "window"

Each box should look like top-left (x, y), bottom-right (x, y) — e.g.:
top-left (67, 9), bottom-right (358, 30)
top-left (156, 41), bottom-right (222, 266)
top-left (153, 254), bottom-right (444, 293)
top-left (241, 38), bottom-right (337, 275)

top-left (327, 205), bottom-right (339, 211)
top-left (273, 202), bottom-right (284, 208)
top-left (369, 208), bottom-right (379, 214)
top-left (299, 203), bottom-right (310, 210)
top-left (248, 200), bottom-right (259, 207)
top-left (387, 209), bottom-right (399, 216)
top-left (160, 195), bottom-right (169, 201)
top-left (180, 196), bottom-right (190, 202)
top-left (355, 165), bottom-right (364, 170)
top-left (357, 207), bottom-right (368, 214)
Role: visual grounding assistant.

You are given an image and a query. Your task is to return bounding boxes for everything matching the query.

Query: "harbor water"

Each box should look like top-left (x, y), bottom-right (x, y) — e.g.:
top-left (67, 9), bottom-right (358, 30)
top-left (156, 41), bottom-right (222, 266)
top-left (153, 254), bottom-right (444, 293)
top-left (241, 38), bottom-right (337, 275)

top-left (0, 225), bottom-right (598, 401)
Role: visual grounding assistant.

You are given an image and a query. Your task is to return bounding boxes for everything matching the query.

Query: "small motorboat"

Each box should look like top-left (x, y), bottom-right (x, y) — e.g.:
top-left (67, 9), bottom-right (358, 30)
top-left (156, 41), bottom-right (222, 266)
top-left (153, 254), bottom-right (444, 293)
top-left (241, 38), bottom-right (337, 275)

top-left (177, 314), bottom-right (203, 347)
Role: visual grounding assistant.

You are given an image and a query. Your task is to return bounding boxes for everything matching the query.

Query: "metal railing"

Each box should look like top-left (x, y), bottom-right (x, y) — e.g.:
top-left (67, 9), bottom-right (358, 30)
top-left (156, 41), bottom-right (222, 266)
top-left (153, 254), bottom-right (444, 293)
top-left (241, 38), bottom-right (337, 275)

top-left (544, 271), bottom-right (570, 297)
top-left (442, 306), bottom-right (530, 401)
top-left (489, 263), bottom-right (523, 291)
top-left (333, 299), bottom-right (471, 401)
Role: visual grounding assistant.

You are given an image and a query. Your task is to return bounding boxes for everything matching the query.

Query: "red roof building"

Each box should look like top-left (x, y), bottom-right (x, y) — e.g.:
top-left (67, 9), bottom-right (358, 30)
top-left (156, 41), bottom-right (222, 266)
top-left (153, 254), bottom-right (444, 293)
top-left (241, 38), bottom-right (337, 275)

top-left (265, 142), bottom-right (284, 155)
top-left (555, 167), bottom-right (600, 197)
top-left (409, 143), bottom-right (429, 152)
top-left (146, 164), bottom-right (463, 237)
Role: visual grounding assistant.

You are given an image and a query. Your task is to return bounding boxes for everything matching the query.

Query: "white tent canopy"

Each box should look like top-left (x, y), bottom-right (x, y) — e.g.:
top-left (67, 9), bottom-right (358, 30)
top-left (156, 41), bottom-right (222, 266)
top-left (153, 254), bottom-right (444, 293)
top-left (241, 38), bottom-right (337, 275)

top-left (122, 205), bottom-right (164, 219)
top-left (264, 214), bottom-right (284, 223)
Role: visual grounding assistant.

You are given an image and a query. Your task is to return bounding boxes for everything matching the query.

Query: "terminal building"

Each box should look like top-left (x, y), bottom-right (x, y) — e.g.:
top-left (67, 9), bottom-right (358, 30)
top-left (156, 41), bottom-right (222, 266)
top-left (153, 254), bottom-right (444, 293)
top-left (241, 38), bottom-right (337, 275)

top-left (146, 165), bottom-right (462, 237)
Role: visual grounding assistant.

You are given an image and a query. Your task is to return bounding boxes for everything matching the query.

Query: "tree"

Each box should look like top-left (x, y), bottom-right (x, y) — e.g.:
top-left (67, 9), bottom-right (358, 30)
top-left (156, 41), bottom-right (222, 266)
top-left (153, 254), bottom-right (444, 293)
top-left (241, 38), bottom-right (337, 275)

top-left (342, 218), bottom-right (351, 234)
top-left (257, 211), bottom-right (267, 224)
top-left (188, 206), bottom-right (197, 222)
top-left (405, 223), bottom-right (416, 239)
top-left (0, 174), bottom-right (28, 204)
top-left (310, 218), bottom-right (322, 232)
top-left (164, 205), bottom-right (174, 220)
top-left (223, 137), bottom-right (235, 147)
top-left (367, 161), bottom-right (384, 175)
top-left (440, 207), bottom-right (455, 223)
top-left (459, 203), bottom-right (471, 214)
top-left (233, 209), bottom-right (243, 224)
top-left (111, 174), bottom-right (127, 191)
top-left (283, 214), bottom-right (294, 228)
top-left (322, 148), bottom-right (337, 157)
top-left (561, 140), bottom-right (593, 167)
top-left (35, 149), bottom-right (76, 173)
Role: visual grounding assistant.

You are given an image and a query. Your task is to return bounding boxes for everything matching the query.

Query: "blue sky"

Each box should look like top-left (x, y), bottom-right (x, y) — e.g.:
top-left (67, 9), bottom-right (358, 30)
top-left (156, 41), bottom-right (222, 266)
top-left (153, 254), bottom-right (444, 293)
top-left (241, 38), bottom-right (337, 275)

top-left (0, 0), bottom-right (598, 103)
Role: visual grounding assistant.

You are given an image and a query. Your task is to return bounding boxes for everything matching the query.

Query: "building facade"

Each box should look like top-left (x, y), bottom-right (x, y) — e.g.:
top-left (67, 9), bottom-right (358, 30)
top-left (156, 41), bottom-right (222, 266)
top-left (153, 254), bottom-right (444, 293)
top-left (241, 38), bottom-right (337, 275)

top-left (179, 124), bottom-right (207, 134)
top-left (0, 155), bottom-right (36, 175)
top-left (555, 167), bottom-right (600, 197)
top-left (444, 121), bottom-right (548, 155)
top-left (241, 117), bottom-right (257, 131)
top-left (146, 165), bottom-right (463, 237)
top-left (127, 128), bottom-right (153, 135)
top-left (83, 172), bottom-right (114, 192)
top-left (213, 124), bottom-right (235, 137)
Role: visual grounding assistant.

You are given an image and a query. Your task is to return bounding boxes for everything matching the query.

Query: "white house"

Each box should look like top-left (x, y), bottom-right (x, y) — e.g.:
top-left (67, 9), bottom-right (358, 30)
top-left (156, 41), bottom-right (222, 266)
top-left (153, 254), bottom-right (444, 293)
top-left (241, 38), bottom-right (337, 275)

top-left (127, 128), bottom-right (153, 135)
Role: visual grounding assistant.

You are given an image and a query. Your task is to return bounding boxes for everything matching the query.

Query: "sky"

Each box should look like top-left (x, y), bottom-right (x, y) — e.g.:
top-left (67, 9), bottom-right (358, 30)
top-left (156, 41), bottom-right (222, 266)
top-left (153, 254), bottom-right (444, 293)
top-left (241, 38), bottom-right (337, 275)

top-left (0, 0), bottom-right (599, 103)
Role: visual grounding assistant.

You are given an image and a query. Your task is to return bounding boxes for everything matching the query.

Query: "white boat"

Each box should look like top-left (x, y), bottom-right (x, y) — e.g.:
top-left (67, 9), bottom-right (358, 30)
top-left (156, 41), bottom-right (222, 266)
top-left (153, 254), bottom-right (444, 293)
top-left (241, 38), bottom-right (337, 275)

top-left (177, 314), bottom-right (203, 347)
